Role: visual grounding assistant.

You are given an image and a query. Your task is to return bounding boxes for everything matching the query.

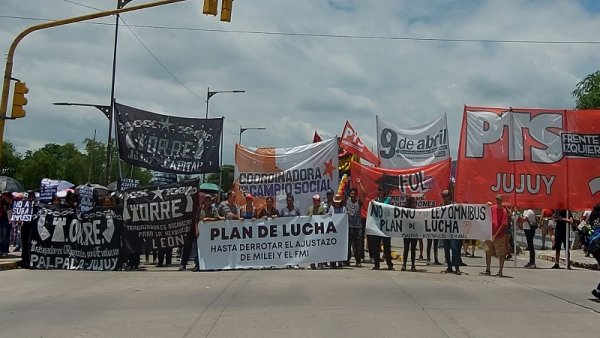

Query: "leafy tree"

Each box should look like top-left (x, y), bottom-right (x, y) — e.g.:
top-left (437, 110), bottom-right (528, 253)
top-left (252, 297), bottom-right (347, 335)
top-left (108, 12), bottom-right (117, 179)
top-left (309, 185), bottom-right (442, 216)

top-left (0, 141), bottom-right (22, 177)
top-left (205, 164), bottom-right (234, 193)
top-left (573, 70), bottom-right (600, 109)
top-left (17, 143), bottom-right (87, 189)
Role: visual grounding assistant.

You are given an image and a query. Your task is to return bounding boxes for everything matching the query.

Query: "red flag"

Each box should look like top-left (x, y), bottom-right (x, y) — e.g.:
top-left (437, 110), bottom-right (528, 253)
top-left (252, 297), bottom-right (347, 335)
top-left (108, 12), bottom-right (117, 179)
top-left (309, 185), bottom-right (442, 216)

top-left (312, 130), bottom-right (322, 143)
top-left (340, 121), bottom-right (380, 165)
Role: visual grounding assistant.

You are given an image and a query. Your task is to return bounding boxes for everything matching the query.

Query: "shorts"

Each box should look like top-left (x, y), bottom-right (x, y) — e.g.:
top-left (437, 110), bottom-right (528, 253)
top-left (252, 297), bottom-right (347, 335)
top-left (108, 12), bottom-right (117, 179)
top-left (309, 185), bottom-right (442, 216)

top-left (555, 228), bottom-right (567, 250)
top-left (484, 236), bottom-right (507, 257)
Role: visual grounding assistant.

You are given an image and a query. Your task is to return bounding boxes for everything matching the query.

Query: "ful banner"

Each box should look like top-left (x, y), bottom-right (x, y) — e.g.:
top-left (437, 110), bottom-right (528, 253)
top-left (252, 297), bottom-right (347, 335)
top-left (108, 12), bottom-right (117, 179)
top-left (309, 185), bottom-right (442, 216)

top-left (197, 214), bottom-right (349, 270)
top-left (350, 159), bottom-right (451, 217)
top-left (377, 114), bottom-right (450, 168)
top-left (115, 103), bottom-right (223, 174)
top-left (29, 206), bottom-right (122, 270)
top-left (235, 138), bottom-right (339, 214)
top-left (455, 106), bottom-right (600, 209)
top-left (366, 202), bottom-right (492, 240)
top-left (122, 179), bottom-right (199, 250)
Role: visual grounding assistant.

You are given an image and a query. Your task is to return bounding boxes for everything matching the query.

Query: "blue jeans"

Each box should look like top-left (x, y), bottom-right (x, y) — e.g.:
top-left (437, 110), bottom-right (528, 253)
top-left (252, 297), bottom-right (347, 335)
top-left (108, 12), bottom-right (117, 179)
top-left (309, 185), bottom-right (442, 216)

top-left (443, 239), bottom-right (460, 270)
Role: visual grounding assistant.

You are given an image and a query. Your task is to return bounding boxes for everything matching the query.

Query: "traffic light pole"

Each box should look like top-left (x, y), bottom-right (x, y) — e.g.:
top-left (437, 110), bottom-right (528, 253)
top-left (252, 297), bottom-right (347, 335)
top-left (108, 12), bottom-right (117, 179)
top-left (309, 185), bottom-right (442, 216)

top-left (0, 0), bottom-right (186, 166)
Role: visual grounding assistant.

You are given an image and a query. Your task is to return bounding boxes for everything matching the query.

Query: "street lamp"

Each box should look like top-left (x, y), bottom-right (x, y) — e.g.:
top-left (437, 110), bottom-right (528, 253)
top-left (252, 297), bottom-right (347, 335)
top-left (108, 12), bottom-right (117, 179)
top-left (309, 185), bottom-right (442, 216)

top-left (205, 87), bottom-right (245, 119)
top-left (53, 102), bottom-right (114, 183)
top-left (239, 126), bottom-right (266, 144)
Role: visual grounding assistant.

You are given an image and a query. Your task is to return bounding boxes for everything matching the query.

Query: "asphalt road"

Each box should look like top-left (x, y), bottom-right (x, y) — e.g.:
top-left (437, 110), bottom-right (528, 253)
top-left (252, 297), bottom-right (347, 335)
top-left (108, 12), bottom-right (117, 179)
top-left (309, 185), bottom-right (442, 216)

top-left (1, 253), bottom-right (599, 338)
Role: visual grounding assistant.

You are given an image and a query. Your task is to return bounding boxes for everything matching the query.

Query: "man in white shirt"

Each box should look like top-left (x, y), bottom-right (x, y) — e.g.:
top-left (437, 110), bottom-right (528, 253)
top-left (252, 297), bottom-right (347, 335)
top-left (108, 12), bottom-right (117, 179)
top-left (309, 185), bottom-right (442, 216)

top-left (520, 208), bottom-right (539, 268)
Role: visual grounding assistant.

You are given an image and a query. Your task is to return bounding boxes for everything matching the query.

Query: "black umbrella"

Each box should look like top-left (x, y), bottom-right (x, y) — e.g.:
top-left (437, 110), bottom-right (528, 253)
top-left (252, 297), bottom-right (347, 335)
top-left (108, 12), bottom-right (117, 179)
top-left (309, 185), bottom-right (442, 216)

top-left (0, 176), bottom-right (24, 192)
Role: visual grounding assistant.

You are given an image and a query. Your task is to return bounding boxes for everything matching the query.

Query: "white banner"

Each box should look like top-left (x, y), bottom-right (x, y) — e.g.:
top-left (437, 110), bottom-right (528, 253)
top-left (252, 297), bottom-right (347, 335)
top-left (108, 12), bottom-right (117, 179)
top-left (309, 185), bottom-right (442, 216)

top-left (377, 114), bottom-right (450, 168)
top-left (366, 202), bottom-right (492, 240)
top-left (198, 214), bottom-right (348, 270)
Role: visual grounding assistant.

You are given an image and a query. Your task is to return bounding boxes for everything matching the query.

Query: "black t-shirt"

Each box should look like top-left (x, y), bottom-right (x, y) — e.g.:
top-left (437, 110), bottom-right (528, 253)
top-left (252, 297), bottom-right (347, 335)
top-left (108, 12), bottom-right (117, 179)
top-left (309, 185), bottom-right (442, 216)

top-left (555, 210), bottom-right (568, 233)
top-left (0, 198), bottom-right (11, 223)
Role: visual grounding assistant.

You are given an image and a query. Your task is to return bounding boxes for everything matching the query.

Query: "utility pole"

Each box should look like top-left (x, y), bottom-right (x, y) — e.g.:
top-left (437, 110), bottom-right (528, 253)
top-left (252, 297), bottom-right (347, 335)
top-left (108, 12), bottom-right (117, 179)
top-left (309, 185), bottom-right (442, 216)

top-left (0, 0), bottom-right (187, 166)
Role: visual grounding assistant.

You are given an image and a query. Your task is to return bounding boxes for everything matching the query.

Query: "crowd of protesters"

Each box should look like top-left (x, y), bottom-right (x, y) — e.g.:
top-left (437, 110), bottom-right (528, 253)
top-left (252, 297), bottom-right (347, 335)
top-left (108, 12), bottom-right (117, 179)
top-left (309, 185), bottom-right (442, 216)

top-left (1, 182), bottom-right (599, 300)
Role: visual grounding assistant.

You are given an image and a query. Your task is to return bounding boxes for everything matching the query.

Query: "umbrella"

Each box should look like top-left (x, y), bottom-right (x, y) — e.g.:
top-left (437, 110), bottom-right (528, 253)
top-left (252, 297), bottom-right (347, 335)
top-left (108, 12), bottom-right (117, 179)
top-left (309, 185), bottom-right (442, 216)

top-left (200, 182), bottom-right (222, 192)
top-left (0, 176), bottom-right (24, 192)
top-left (106, 181), bottom-right (118, 191)
top-left (56, 180), bottom-right (75, 191)
top-left (56, 188), bottom-right (75, 198)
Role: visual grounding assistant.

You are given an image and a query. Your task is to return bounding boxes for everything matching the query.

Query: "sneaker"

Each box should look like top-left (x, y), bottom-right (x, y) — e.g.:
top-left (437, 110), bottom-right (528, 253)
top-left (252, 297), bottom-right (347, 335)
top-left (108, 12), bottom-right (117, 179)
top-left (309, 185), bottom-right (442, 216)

top-left (387, 265), bottom-right (395, 271)
top-left (443, 268), bottom-right (454, 273)
top-left (551, 263), bottom-right (560, 269)
top-left (479, 270), bottom-right (491, 276)
top-left (592, 288), bottom-right (600, 300)
top-left (455, 270), bottom-right (462, 275)
top-left (495, 272), bottom-right (503, 277)
top-left (410, 266), bottom-right (417, 272)
top-left (460, 262), bottom-right (467, 266)
top-left (371, 266), bottom-right (380, 270)
top-left (178, 265), bottom-right (186, 271)
top-left (433, 260), bottom-right (442, 266)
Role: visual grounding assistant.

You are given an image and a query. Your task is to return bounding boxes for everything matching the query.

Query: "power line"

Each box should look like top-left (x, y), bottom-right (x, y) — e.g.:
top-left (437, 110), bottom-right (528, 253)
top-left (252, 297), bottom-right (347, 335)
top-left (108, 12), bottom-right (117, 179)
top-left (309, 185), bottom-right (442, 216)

top-left (2, 14), bottom-right (600, 45)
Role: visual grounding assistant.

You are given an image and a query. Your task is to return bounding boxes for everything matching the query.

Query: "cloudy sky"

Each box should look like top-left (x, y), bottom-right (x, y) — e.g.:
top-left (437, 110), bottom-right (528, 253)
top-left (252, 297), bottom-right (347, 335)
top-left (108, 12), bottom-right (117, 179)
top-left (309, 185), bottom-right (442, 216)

top-left (1, 0), bottom-right (600, 167)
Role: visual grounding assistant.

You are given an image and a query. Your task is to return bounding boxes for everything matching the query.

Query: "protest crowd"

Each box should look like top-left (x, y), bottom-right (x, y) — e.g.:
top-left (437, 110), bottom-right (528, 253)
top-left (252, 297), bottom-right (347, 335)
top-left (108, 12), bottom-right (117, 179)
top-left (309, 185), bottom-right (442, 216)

top-left (1, 105), bottom-right (600, 303)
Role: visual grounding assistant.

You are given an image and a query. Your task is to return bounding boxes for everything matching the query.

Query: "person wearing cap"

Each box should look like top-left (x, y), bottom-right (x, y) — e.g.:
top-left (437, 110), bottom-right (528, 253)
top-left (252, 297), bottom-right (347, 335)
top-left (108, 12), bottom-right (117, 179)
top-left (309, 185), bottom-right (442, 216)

top-left (327, 194), bottom-right (347, 269)
top-left (441, 190), bottom-right (461, 274)
top-left (368, 185), bottom-right (394, 270)
top-left (218, 191), bottom-right (241, 220)
top-left (481, 194), bottom-right (509, 277)
top-left (324, 189), bottom-right (335, 213)
top-left (308, 194), bottom-right (326, 269)
top-left (240, 193), bottom-right (257, 220)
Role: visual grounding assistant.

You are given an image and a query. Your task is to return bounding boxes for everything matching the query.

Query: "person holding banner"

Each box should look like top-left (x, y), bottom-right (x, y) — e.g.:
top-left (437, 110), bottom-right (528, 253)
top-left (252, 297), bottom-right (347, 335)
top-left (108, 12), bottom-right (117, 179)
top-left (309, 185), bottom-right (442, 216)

top-left (328, 194), bottom-right (347, 269)
top-left (218, 191), bottom-right (241, 220)
top-left (280, 194), bottom-right (301, 217)
top-left (346, 187), bottom-right (364, 267)
top-left (308, 194), bottom-right (327, 269)
top-left (241, 194), bottom-right (257, 220)
top-left (481, 195), bottom-right (508, 277)
top-left (441, 190), bottom-right (461, 274)
top-left (368, 185), bottom-right (394, 271)
top-left (258, 196), bottom-right (279, 219)
top-left (19, 191), bottom-right (36, 268)
top-left (401, 196), bottom-right (418, 272)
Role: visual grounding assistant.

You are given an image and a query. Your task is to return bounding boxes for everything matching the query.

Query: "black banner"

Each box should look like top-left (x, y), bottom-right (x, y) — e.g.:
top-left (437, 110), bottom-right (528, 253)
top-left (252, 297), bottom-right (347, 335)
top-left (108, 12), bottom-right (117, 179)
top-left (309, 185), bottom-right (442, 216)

top-left (115, 103), bottom-right (222, 174)
top-left (123, 179), bottom-right (199, 250)
top-left (29, 205), bottom-right (122, 270)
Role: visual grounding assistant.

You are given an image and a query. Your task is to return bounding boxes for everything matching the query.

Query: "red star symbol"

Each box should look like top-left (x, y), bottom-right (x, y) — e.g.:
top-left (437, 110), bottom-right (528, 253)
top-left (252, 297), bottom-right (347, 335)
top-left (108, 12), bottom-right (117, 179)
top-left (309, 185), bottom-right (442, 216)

top-left (324, 159), bottom-right (335, 179)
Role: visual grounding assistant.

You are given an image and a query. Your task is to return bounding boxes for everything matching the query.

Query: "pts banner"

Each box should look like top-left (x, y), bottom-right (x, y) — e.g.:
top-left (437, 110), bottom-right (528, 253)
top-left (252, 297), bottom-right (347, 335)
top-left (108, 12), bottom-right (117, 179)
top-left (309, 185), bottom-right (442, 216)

top-left (455, 106), bottom-right (600, 209)
top-left (366, 201), bottom-right (492, 240)
top-left (198, 214), bottom-right (348, 270)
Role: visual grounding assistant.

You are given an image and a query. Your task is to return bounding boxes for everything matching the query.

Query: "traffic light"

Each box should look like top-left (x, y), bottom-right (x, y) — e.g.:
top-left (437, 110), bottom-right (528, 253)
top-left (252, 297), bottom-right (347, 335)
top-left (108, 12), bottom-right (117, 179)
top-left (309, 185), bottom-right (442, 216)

top-left (220, 0), bottom-right (233, 22)
top-left (203, 0), bottom-right (217, 16)
top-left (11, 82), bottom-right (28, 119)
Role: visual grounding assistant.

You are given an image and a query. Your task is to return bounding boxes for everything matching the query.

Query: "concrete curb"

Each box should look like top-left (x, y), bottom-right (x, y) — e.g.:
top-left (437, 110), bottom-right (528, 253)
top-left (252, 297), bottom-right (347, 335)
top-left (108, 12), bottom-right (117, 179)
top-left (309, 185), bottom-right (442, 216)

top-left (0, 259), bottom-right (21, 271)
top-left (537, 253), bottom-right (599, 270)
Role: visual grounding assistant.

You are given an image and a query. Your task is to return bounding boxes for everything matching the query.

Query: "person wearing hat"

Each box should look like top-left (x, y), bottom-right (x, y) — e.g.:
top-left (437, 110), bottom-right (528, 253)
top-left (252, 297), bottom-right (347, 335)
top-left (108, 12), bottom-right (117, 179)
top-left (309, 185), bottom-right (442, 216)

top-left (324, 189), bottom-right (335, 213)
top-left (308, 194), bottom-right (326, 269)
top-left (481, 194), bottom-right (509, 277)
top-left (241, 193), bottom-right (257, 220)
top-left (327, 194), bottom-right (347, 269)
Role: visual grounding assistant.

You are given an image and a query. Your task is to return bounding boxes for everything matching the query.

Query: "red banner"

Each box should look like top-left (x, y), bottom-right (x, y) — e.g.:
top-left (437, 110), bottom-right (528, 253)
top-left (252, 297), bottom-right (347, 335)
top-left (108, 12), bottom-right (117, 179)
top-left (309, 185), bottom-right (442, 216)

top-left (341, 121), bottom-right (380, 165)
top-left (455, 106), bottom-right (600, 210)
top-left (350, 159), bottom-right (451, 217)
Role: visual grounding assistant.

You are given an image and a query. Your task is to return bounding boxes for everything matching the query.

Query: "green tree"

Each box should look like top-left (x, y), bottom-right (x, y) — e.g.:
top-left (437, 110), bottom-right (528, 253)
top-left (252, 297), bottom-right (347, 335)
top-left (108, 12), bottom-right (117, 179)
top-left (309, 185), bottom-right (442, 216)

top-left (573, 70), bottom-right (600, 109)
top-left (0, 141), bottom-right (22, 177)
top-left (205, 164), bottom-right (234, 192)
top-left (17, 143), bottom-right (87, 189)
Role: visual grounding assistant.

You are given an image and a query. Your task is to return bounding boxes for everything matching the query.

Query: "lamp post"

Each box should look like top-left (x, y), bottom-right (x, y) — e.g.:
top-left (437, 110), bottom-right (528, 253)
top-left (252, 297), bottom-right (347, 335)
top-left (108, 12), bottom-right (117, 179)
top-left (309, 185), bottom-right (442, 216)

top-left (239, 126), bottom-right (266, 145)
top-left (205, 87), bottom-right (245, 119)
top-left (53, 102), bottom-right (114, 183)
